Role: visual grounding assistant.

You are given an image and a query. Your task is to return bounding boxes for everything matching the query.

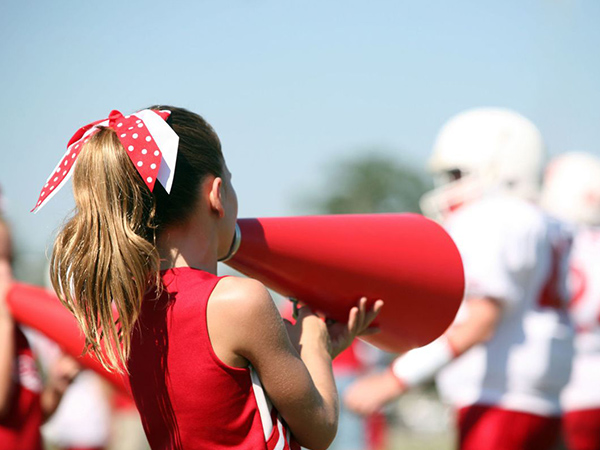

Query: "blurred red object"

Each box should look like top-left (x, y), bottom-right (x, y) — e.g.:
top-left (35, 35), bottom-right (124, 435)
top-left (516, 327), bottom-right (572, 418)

top-left (6, 283), bottom-right (129, 394)
top-left (226, 214), bottom-right (464, 352)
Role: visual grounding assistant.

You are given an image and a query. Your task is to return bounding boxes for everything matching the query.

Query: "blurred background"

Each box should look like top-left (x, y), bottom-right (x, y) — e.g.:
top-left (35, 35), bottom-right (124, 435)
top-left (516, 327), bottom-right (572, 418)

top-left (1, 1), bottom-right (599, 449)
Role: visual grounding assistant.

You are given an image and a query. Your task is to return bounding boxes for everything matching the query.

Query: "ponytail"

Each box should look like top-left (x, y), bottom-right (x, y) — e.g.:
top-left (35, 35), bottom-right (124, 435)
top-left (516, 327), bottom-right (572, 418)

top-left (51, 128), bottom-right (160, 373)
top-left (49, 106), bottom-right (224, 373)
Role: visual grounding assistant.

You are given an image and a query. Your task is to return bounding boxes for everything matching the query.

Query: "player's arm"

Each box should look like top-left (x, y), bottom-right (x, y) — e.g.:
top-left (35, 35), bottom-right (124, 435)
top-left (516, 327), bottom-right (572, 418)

top-left (208, 277), bottom-right (381, 450)
top-left (445, 296), bottom-right (502, 354)
top-left (344, 296), bottom-right (502, 416)
top-left (0, 220), bottom-right (14, 418)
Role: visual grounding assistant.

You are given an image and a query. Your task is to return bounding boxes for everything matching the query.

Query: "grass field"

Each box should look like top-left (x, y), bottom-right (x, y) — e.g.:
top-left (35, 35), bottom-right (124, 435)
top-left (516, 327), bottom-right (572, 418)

top-left (388, 430), bottom-right (454, 450)
top-left (384, 386), bottom-right (455, 450)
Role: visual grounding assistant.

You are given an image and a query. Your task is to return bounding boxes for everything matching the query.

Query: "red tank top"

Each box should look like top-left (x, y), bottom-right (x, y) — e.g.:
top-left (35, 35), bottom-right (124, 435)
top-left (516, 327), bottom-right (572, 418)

top-left (128, 267), bottom-right (299, 450)
top-left (0, 327), bottom-right (43, 450)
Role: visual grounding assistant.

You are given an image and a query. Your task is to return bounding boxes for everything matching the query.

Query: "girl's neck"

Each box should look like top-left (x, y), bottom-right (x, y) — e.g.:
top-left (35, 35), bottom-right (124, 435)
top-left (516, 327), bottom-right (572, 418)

top-left (157, 219), bottom-right (219, 275)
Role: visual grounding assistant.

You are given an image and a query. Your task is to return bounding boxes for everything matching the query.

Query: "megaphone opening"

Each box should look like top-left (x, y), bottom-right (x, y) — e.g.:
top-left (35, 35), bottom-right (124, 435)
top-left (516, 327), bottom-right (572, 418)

top-left (219, 223), bottom-right (242, 262)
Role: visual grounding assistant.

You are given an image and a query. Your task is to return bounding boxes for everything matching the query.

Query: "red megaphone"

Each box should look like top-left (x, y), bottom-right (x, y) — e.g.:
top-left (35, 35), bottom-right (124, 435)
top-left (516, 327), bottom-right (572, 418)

top-left (6, 283), bottom-right (129, 393)
top-left (223, 214), bottom-right (464, 352)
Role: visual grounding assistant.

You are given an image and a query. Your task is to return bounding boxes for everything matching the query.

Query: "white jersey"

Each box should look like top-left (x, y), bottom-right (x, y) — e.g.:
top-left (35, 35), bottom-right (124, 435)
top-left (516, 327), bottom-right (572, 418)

top-left (436, 194), bottom-right (574, 416)
top-left (561, 227), bottom-right (600, 411)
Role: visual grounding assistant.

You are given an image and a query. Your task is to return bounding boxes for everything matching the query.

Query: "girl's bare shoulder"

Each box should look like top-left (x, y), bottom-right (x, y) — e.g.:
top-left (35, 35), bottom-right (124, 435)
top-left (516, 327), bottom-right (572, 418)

top-left (210, 276), bottom-right (279, 322)
top-left (208, 276), bottom-right (287, 360)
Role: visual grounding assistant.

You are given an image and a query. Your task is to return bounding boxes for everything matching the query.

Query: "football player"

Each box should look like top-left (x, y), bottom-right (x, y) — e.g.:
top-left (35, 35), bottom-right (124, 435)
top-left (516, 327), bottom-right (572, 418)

top-left (541, 152), bottom-right (600, 450)
top-left (344, 108), bottom-right (574, 450)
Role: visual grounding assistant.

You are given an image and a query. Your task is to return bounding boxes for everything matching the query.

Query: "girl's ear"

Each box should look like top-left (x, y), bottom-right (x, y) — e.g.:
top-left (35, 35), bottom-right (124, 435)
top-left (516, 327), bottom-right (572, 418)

top-left (208, 176), bottom-right (225, 218)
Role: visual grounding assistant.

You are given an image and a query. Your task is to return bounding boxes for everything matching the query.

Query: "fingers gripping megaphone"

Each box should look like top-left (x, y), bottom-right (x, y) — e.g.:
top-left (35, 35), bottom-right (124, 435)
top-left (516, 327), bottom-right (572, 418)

top-left (222, 213), bottom-right (464, 352)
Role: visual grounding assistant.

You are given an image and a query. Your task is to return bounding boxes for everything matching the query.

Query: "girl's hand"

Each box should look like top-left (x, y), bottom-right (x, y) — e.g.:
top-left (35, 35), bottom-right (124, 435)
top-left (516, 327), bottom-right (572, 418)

top-left (0, 260), bottom-right (13, 322)
top-left (48, 354), bottom-right (81, 395)
top-left (41, 353), bottom-right (81, 420)
top-left (327, 297), bottom-right (383, 359)
top-left (284, 306), bottom-right (330, 357)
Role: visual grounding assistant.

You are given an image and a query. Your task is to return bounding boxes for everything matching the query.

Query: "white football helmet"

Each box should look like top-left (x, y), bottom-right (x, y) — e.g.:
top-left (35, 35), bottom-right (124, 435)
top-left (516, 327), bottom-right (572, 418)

top-left (540, 152), bottom-right (600, 226)
top-left (420, 108), bottom-right (546, 221)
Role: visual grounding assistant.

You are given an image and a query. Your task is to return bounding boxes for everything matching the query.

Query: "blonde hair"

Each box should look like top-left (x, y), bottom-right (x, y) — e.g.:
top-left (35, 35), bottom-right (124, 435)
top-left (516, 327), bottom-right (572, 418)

top-left (51, 129), bottom-right (160, 372)
top-left (50, 106), bottom-right (225, 372)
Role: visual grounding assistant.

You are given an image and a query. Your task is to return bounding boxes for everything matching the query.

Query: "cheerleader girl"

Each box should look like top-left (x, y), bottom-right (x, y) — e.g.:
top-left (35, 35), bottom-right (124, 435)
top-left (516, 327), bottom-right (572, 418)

top-left (35, 106), bottom-right (382, 450)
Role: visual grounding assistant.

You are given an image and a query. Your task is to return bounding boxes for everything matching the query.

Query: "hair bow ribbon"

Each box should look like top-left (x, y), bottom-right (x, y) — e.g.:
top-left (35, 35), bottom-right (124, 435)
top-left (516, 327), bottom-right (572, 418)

top-left (32, 109), bottom-right (179, 213)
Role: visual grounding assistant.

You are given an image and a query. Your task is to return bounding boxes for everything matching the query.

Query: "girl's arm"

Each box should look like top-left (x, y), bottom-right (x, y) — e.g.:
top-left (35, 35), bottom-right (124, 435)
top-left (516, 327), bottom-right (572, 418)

top-left (0, 221), bottom-right (14, 419)
top-left (208, 277), bottom-right (381, 450)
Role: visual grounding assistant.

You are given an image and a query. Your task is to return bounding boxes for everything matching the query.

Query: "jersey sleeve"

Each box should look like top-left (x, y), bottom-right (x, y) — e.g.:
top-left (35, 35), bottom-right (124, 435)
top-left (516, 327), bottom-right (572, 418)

top-left (446, 202), bottom-right (544, 309)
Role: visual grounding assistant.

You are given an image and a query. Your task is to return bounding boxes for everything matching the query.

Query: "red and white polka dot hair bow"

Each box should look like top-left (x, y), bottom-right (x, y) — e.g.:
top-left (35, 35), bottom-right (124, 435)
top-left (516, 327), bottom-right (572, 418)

top-left (32, 109), bottom-right (179, 213)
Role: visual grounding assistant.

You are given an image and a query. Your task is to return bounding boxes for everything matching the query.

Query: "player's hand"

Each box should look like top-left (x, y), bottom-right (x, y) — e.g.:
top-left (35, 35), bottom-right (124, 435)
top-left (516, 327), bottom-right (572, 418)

top-left (344, 369), bottom-right (405, 416)
top-left (327, 297), bottom-right (383, 359)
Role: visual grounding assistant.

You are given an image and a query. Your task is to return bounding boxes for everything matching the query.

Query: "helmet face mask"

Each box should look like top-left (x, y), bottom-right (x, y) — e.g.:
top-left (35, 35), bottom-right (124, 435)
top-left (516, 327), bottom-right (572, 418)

top-left (421, 108), bottom-right (546, 221)
top-left (420, 171), bottom-right (486, 222)
top-left (433, 169), bottom-right (464, 187)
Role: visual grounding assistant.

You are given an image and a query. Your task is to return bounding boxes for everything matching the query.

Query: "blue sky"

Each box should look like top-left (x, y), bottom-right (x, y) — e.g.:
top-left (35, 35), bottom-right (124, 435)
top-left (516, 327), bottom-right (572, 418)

top-left (1, 0), bottom-right (599, 255)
